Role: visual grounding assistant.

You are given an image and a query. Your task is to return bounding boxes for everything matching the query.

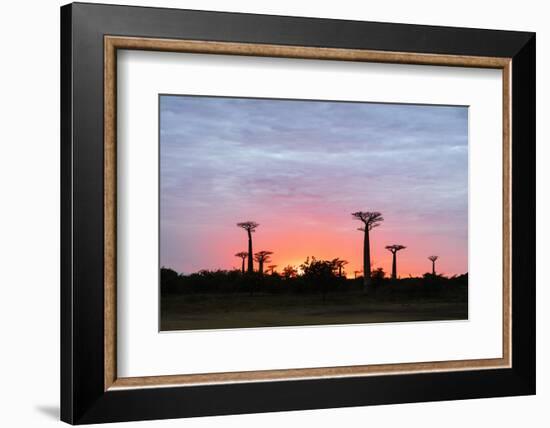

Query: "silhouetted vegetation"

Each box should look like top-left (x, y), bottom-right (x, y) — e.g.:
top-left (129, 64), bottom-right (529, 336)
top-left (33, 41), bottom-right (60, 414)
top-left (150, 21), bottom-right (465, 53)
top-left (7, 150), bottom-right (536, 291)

top-left (161, 261), bottom-right (467, 300)
top-left (254, 250), bottom-right (273, 275)
top-left (428, 255), bottom-right (439, 275)
top-left (234, 251), bottom-right (248, 275)
top-left (351, 211), bottom-right (384, 291)
top-left (385, 244), bottom-right (406, 280)
top-left (237, 221), bottom-right (258, 273)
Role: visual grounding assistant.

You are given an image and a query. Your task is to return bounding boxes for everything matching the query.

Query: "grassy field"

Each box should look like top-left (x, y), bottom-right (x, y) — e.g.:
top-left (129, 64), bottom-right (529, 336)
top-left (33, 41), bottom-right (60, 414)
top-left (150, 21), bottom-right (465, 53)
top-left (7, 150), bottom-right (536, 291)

top-left (160, 290), bottom-right (468, 331)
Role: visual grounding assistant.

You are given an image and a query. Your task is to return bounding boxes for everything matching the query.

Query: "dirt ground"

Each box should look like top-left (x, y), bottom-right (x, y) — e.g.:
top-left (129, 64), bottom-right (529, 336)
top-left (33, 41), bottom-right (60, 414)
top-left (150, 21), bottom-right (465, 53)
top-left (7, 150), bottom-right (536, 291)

top-left (160, 291), bottom-right (468, 331)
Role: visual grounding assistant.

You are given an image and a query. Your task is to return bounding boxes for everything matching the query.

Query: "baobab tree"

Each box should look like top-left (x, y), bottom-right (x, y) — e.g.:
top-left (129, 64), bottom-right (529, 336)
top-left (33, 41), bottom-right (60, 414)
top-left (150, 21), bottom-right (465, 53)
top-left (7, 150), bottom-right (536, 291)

top-left (428, 255), bottom-right (439, 275)
top-left (385, 244), bottom-right (406, 280)
top-left (266, 265), bottom-right (278, 275)
top-left (352, 211), bottom-right (384, 290)
top-left (237, 221), bottom-right (259, 273)
top-left (234, 251), bottom-right (248, 275)
top-left (333, 258), bottom-right (349, 277)
top-left (254, 250), bottom-right (273, 275)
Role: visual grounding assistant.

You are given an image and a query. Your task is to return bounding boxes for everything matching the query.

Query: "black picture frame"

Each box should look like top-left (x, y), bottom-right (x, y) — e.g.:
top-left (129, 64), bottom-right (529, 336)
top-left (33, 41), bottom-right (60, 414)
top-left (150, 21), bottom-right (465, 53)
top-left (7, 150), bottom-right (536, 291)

top-left (61, 2), bottom-right (535, 424)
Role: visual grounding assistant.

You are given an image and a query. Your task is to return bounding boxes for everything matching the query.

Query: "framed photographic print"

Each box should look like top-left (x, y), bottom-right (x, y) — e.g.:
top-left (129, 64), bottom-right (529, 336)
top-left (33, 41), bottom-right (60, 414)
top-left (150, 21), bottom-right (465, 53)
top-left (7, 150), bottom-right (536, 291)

top-left (61, 2), bottom-right (535, 424)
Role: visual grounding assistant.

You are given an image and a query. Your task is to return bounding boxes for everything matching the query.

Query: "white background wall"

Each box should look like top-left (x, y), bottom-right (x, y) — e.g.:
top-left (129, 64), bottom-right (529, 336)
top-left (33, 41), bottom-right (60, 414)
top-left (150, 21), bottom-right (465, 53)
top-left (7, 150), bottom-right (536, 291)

top-left (0, 0), bottom-right (546, 426)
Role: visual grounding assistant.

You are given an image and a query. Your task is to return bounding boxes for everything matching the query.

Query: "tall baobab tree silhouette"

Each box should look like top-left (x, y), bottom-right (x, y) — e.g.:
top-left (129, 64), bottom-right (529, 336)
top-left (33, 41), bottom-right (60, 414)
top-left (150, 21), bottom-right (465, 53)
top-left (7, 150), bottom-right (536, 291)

top-left (428, 255), bottom-right (439, 275)
top-left (352, 211), bottom-right (384, 290)
top-left (266, 265), bottom-right (277, 275)
top-left (234, 252), bottom-right (248, 275)
top-left (254, 251), bottom-right (273, 275)
top-left (237, 221), bottom-right (259, 273)
top-left (385, 245), bottom-right (406, 280)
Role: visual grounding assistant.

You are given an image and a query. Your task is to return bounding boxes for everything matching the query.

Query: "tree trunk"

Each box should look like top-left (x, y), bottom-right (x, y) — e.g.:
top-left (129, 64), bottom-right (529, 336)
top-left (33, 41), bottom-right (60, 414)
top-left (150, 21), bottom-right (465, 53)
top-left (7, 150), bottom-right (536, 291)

top-left (363, 229), bottom-right (371, 291)
top-left (247, 230), bottom-right (253, 273)
top-left (391, 251), bottom-right (397, 280)
top-left (432, 261), bottom-right (436, 276)
top-left (258, 260), bottom-right (264, 275)
top-left (241, 258), bottom-right (245, 275)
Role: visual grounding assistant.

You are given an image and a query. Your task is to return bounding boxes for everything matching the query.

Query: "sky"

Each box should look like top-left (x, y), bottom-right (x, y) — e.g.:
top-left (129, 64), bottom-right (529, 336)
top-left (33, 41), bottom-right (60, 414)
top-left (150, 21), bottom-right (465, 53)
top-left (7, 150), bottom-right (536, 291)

top-left (160, 95), bottom-right (468, 278)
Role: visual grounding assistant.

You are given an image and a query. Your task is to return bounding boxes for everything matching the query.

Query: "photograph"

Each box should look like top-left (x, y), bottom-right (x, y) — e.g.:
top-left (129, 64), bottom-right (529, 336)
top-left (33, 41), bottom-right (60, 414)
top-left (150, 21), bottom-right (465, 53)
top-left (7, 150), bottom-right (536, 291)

top-left (159, 95), bottom-right (469, 331)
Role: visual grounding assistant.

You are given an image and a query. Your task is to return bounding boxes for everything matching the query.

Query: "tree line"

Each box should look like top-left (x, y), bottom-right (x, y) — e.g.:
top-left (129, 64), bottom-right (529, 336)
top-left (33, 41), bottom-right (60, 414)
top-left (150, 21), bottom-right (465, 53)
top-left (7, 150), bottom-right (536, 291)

top-left (161, 262), bottom-right (467, 299)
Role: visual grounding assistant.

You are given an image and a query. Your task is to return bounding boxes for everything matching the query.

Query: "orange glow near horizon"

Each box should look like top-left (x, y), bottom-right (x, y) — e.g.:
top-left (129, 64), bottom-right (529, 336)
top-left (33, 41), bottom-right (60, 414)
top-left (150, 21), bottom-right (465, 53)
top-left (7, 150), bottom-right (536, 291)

top-left (169, 213), bottom-right (467, 278)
